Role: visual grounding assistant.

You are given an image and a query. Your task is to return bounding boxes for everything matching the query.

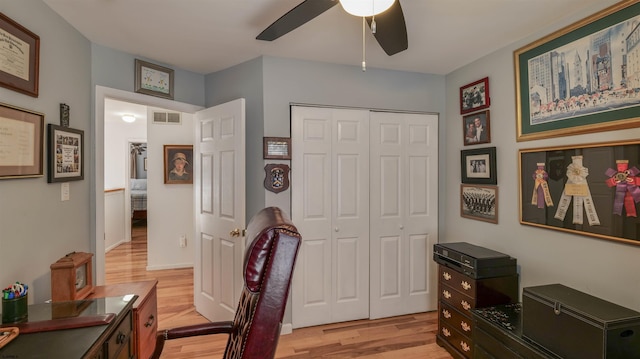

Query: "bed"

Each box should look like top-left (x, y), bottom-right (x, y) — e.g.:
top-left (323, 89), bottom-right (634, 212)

top-left (130, 178), bottom-right (147, 219)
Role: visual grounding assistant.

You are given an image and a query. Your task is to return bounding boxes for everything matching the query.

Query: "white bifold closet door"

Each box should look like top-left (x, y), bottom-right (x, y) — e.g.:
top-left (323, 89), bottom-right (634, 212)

top-left (291, 106), bottom-right (438, 328)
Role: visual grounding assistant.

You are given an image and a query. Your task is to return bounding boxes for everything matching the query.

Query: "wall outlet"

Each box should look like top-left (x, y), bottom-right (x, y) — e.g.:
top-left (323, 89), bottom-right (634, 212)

top-left (179, 235), bottom-right (187, 248)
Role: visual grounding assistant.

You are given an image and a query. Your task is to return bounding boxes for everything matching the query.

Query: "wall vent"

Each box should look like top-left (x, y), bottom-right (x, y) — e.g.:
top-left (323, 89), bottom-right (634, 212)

top-left (152, 111), bottom-right (181, 125)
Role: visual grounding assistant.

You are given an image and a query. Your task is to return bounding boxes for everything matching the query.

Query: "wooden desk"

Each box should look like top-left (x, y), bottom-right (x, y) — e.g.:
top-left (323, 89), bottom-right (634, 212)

top-left (0, 296), bottom-right (136, 359)
top-left (89, 280), bottom-right (158, 359)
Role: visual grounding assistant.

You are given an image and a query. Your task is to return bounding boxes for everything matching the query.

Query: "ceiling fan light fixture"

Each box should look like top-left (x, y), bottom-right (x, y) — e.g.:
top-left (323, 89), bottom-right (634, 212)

top-left (339, 0), bottom-right (395, 17)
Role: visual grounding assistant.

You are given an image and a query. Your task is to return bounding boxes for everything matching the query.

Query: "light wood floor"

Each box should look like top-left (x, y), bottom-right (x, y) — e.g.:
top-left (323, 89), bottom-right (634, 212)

top-left (105, 221), bottom-right (453, 359)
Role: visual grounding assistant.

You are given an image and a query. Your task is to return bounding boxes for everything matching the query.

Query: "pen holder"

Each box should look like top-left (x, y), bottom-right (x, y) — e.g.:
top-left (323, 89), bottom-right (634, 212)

top-left (2, 294), bottom-right (28, 324)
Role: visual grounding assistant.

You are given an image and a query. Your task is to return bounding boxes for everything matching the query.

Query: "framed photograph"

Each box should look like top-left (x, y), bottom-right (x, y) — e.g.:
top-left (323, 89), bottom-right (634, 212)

top-left (463, 110), bottom-right (491, 145)
top-left (461, 147), bottom-right (497, 184)
top-left (461, 184), bottom-right (498, 224)
top-left (164, 144), bottom-right (193, 184)
top-left (48, 124), bottom-right (83, 183)
top-left (135, 59), bottom-right (174, 100)
top-left (460, 77), bottom-right (490, 114)
top-left (0, 103), bottom-right (44, 179)
top-left (263, 137), bottom-right (291, 160)
top-left (0, 13), bottom-right (39, 97)
top-left (519, 139), bottom-right (640, 246)
top-left (515, 0), bottom-right (640, 141)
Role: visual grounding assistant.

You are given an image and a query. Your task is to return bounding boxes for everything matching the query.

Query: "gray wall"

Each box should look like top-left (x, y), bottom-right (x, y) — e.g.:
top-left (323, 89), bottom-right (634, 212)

top-left (0, 1), bottom-right (92, 304)
top-left (205, 57), bottom-right (265, 220)
top-left (444, 0), bottom-right (640, 310)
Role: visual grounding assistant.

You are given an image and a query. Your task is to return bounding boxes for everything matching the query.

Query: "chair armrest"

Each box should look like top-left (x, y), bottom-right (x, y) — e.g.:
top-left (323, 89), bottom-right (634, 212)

top-left (151, 321), bottom-right (234, 359)
top-left (164, 321), bottom-right (235, 339)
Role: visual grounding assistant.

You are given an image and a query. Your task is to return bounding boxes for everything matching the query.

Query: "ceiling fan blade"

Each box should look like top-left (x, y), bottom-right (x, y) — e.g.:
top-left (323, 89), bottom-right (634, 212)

top-left (257, 0), bottom-right (338, 41)
top-left (367, 1), bottom-right (408, 56)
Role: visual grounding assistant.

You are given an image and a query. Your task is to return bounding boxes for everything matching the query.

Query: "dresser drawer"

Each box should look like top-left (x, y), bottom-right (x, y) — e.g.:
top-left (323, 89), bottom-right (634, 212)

top-left (439, 321), bottom-right (474, 359)
top-left (440, 282), bottom-right (476, 316)
top-left (136, 286), bottom-right (158, 359)
top-left (105, 311), bottom-right (133, 359)
top-left (440, 301), bottom-right (473, 339)
top-left (440, 266), bottom-right (476, 295)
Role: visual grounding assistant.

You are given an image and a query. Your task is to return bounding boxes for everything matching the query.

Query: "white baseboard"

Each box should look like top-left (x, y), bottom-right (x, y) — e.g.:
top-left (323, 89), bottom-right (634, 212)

top-left (146, 263), bottom-right (193, 271)
top-left (105, 240), bottom-right (126, 253)
top-left (280, 323), bottom-right (292, 335)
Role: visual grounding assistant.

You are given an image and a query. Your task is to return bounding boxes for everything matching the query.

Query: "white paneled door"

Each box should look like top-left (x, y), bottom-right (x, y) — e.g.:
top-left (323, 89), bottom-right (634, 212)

top-left (291, 106), bottom-right (438, 328)
top-left (369, 111), bottom-right (439, 319)
top-left (194, 99), bottom-right (246, 322)
top-left (291, 106), bottom-right (370, 328)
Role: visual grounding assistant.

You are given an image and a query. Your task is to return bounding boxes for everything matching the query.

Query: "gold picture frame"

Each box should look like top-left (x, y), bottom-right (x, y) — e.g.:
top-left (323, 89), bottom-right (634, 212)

top-left (514, 0), bottom-right (640, 141)
top-left (519, 139), bottom-right (640, 246)
top-left (0, 103), bottom-right (44, 179)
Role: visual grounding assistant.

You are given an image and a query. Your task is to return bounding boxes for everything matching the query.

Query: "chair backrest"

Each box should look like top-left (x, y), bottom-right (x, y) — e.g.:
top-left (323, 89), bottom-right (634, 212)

top-left (223, 207), bottom-right (302, 359)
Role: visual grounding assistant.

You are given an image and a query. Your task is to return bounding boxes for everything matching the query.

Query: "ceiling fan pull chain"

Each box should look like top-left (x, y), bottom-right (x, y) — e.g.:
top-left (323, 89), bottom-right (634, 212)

top-left (362, 16), bottom-right (366, 71)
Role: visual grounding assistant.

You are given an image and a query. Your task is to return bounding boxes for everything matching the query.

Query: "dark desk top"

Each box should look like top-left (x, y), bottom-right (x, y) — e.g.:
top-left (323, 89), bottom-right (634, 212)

top-left (472, 303), bottom-right (561, 359)
top-left (0, 295), bottom-right (136, 359)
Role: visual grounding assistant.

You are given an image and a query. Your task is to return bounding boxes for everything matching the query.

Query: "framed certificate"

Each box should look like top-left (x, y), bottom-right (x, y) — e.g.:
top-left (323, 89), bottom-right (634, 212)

top-left (0, 12), bottom-right (40, 97)
top-left (0, 103), bottom-right (44, 179)
top-left (263, 137), bottom-right (291, 160)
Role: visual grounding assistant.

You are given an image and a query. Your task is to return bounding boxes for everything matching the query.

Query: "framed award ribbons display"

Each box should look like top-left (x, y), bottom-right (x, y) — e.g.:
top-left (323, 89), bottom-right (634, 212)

top-left (519, 139), bottom-right (640, 246)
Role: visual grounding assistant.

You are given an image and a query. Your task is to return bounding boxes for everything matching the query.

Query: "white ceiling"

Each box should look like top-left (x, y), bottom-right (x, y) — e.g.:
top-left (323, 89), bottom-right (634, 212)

top-left (42, 0), bottom-right (609, 75)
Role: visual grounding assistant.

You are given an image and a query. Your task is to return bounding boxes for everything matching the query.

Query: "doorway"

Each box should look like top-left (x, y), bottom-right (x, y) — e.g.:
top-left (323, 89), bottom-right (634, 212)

top-left (94, 86), bottom-right (202, 284)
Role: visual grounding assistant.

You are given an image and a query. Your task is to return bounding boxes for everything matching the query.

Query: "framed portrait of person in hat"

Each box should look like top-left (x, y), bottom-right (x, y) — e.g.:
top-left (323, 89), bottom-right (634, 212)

top-left (163, 145), bottom-right (193, 184)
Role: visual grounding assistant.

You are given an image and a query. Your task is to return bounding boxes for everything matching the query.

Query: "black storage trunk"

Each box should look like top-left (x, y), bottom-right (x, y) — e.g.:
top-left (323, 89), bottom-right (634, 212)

top-left (522, 284), bottom-right (640, 359)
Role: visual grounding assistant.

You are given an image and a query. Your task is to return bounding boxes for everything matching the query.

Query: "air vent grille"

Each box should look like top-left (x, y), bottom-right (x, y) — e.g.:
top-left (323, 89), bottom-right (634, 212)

top-left (152, 111), bottom-right (181, 125)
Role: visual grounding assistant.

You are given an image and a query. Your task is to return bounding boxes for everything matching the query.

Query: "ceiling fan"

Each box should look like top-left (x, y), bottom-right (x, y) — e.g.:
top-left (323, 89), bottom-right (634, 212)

top-left (256, 0), bottom-right (408, 56)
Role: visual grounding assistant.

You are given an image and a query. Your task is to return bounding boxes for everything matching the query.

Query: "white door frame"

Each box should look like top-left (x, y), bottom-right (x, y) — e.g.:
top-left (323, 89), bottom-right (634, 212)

top-left (93, 85), bottom-right (202, 284)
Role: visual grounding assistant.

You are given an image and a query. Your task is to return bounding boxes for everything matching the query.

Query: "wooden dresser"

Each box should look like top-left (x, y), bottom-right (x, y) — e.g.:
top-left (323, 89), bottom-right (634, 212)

top-left (89, 280), bottom-right (158, 359)
top-left (436, 264), bottom-right (518, 359)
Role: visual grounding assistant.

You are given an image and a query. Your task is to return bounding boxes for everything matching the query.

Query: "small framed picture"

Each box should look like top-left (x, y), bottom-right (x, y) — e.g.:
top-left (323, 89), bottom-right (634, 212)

top-left (164, 145), bottom-right (193, 184)
top-left (463, 110), bottom-right (490, 146)
top-left (263, 137), bottom-right (291, 160)
top-left (48, 124), bottom-right (84, 183)
top-left (461, 146), bottom-right (497, 184)
top-left (135, 59), bottom-right (174, 100)
top-left (460, 184), bottom-right (498, 224)
top-left (460, 77), bottom-right (490, 114)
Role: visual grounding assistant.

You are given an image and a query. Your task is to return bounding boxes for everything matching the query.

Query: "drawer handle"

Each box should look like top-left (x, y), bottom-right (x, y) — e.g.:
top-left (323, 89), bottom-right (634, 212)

top-left (461, 281), bottom-right (471, 290)
top-left (116, 331), bottom-right (126, 344)
top-left (461, 300), bottom-right (471, 310)
top-left (145, 314), bottom-right (155, 328)
top-left (461, 321), bottom-right (471, 332)
top-left (442, 327), bottom-right (451, 337)
top-left (442, 309), bottom-right (451, 319)
top-left (460, 341), bottom-right (471, 352)
top-left (443, 272), bottom-right (452, 281)
top-left (443, 290), bottom-right (451, 299)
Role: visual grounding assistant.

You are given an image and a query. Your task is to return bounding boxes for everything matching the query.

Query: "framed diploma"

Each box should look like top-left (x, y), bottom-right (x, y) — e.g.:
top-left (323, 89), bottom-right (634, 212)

top-left (0, 12), bottom-right (40, 97)
top-left (263, 137), bottom-right (291, 160)
top-left (47, 124), bottom-right (84, 183)
top-left (0, 103), bottom-right (44, 179)
top-left (134, 59), bottom-right (174, 100)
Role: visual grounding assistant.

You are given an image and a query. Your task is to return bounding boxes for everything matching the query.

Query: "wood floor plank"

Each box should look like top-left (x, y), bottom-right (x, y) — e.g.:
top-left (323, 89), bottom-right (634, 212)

top-left (105, 221), bottom-right (453, 358)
